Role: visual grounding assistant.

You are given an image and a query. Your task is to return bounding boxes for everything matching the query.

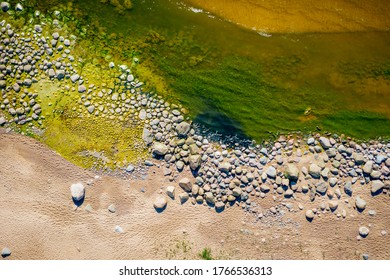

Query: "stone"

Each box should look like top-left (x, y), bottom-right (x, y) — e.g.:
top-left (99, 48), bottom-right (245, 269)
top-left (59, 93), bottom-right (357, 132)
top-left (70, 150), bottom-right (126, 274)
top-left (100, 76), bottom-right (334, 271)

top-left (115, 226), bottom-right (123, 233)
top-left (0, 117), bottom-right (6, 126)
top-left (205, 192), bottom-right (215, 205)
top-left (1, 247), bottom-right (11, 258)
top-left (176, 121), bottom-right (191, 137)
top-left (78, 85), bottom-right (86, 93)
top-left (152, 142), bottom-right (168, 156)
top-left (305, 210), bottom-right (315, 220)
top-left (266, 166), bottom-right (277, 178)
top-left (260, 185), bottom-right (270, 192)
top-left (370, 170), bottom-right (381, 179)
top-left (142, 128), bottom-right (153, 145)
top-left (315, 181), bottom-right (328, 195)
top-left (376, 155), bottom-right (386, 164)
top-left (309, 163), bottom-right (321, 179)
top-left (215, 201), bottom-right (225, 211)
top-left (329, 177), bottom-right (337, 187)
top-left (70, 74), bottom-right (80, 83)
top-left (321, 168), bottom-right (329, 179)
top-left (179, 192), bottom-right (189, 204)
top-left (353, 153), bottom-right (365, 165)
top-left (108, 204), bottom-right (116, 213)
top-left (189, 154), bottom-right (201, 170)
top-left (319, 137), bottom-right (331, 149)
top-left (307, 137), bottom-right (315, 145)
top-left (363, 160), bottom-right (374, 174)
top-left (70, 183), bottom-right (85, 201)
top-left (362, 254), bottom-right (369, 260)
top-left (139, 109), bottom-right (146, 120)
top-left (344, 181), bottom-right (353, 196)
top-left (371, 180), bottom-right (384, 194)
top-left (153, 196), bottom-right (167, 211)
top-left (15, 3), bottom-right (23, 11)
top-left (219, 162), bottom-right (231, 173)
top-left (285, 164), bottom-right (299, 181)
top-left (359, 226), bottom-right (369, 237)
top-left (87, 105), bottom-right (95, 114)
top-left (328, 200), bottom-right (338, 211)
top-left (232, 187), bottom-right (242, 197)
top-left (1, 2), bottom-right (10, 12)
top-left (355, 196), bottom-right (366, 211)
top-left (179, 178), bottom-right (192, 192)
top-left (165, 186), bottom-right (175, 199)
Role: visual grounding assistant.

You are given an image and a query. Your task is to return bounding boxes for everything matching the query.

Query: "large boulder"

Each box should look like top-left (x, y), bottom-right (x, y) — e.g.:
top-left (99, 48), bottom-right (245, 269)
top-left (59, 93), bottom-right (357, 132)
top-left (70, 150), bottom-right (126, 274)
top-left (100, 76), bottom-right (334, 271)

top-left (152, 142), bottom-right (168, 156)
top-left (70, 183), bottom-right (85, 201)
top-left (285, 164), bottom-right (299, 181)
top-left (175, 121), bottom-right (191, 137)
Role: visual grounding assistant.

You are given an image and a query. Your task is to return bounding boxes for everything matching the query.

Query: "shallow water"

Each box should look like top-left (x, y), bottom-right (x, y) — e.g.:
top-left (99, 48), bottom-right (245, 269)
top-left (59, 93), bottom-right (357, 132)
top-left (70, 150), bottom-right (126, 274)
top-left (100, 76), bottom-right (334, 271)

top-left (40, 0), bottom-right (390, 140)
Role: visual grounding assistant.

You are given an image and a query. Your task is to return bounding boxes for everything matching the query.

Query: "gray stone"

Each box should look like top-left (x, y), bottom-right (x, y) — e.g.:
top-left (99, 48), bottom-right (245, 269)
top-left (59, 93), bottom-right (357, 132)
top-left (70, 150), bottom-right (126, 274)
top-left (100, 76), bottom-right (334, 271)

top-left (139, 109), bottom-right (146, 120)
top-left (176, 121), bottom-right (191, 137)
top-left (179, 178), bottom-right (192, 192)
top-left (153, 196), bottom-right (167, 211)
top-left (34, 24), bottom-right (42, 33)
top-left (359, 226), bottom-right (369, 237)
top-left (78, 85), bottom-right (86, 93)
top-left (179, 192), bottom-right (189, 204)
top-left (285, 164), bottom-right (299, 181)
top-left (142, 128), bottom-right (153, 145)
top-left (370, 170), bottom-right (381, 179)
top-left (1, 247), bottom-right (11, 258)
top-left (375, 155), bottom-right (386, 164)
top-left (15, 3), bottom-right (23, 11)
top-left (307, 137), bottom-right (315, 145)
top-left (70, 74), bottom-right (80, 83)
top-left (363, 160), bottom-right (374, 174)
top-left (126, 165), bottom-right (135, 173)
top-left (321, 168), bottom-right (329, 179)
top-left (115, 226), bottom-right (123, 233)
top-left (344, 181), bottom-right (353, 196)
top-left (152, 142), bottom-right (168, 156)
top-left (309, 163), bottom-right (321, 179)
top-left (329, 177), bottom-right (338, 187)
top-left (319, 137), bottom-right (331, 149)
top-left (371, 180), bottom-right (384, 194)
top-left (108, 204), bottom-right (116, 213)
top-left (70, 183), bottom-right (85, 201)
top-left (315, 181), bottom-right (328, 195)
top-left (328, 200), bottom-right (338, 211)
top-left (355, 196), bottom-right (366, 211)
top-left (266, 166), bottom-right (277, 178)
top-left (353, 153), bottom-right (365, 165)
top-left (166, 186), bottom-right (175, 199)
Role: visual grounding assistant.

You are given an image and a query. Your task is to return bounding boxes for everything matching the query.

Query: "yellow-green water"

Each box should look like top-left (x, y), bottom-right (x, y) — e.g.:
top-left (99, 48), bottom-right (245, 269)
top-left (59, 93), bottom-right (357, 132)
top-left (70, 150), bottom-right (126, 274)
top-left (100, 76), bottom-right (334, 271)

top-left (28, 0), bottom-right (390, 140)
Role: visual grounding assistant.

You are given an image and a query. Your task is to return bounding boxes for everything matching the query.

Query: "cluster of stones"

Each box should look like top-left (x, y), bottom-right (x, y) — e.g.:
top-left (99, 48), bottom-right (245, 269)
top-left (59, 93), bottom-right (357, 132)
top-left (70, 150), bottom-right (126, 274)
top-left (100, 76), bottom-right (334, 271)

top-left (0, 6), bottom-right (77, 127)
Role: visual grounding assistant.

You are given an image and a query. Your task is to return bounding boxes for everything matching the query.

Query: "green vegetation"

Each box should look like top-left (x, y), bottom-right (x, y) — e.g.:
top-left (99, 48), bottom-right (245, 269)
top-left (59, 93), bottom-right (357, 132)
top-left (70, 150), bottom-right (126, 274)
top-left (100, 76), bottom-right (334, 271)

top-left (199, 248), bottom-right (213, 260)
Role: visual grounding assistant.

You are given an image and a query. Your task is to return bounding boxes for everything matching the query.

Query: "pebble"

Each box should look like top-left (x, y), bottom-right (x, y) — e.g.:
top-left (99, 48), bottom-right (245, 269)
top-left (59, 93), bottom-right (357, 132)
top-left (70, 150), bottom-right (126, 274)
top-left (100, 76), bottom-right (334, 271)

top-left (115, 226), bottom-right (123, 233)
top-left (108, 204), bottom-right (116, 213)
top-left (166, 186), bottom-right (175, 199)
top-left (179, 177), bottom-right (192, 192)
top-left (305, 210), bottom-right (315, 220)
top-left (359, 226), bottom-right (369, 237)
top-left (355, 196), bottom-right (366, 211)
top-left (1, 247), bottom-right (11, 258)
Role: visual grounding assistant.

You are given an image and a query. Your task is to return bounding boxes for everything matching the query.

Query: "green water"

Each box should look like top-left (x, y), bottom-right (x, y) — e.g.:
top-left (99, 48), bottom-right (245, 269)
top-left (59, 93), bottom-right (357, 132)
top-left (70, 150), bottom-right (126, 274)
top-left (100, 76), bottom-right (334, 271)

top-left (34, 0), bottom-right (390, 140)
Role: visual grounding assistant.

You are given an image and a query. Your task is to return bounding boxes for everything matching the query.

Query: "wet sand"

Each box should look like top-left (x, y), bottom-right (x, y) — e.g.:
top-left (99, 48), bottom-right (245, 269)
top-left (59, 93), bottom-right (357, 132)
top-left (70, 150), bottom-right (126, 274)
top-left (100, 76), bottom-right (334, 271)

top-left (184, 0), bottom-right (390, 33)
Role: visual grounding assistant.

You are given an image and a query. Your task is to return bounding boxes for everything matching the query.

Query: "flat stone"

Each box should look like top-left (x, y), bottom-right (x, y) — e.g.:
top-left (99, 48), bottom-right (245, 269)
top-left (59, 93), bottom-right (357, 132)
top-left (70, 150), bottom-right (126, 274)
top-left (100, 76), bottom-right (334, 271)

top-left (370, 170), bottom-right (381, 179)
top-left (70, 183), bottom-right (85, 201)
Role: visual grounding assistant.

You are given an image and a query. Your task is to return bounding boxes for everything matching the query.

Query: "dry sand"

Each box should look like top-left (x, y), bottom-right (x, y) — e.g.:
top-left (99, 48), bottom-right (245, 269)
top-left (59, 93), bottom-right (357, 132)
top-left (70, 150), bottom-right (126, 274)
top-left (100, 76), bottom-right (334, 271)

top-left (0, 129), bottom-right (389, 260)
top-left (184, 0), bottom-right (390, 33)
